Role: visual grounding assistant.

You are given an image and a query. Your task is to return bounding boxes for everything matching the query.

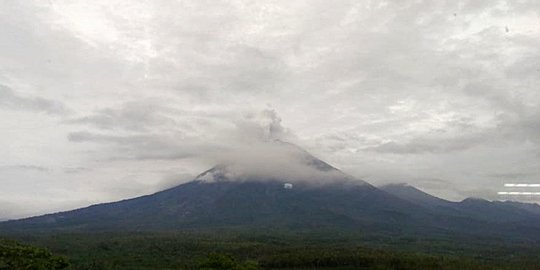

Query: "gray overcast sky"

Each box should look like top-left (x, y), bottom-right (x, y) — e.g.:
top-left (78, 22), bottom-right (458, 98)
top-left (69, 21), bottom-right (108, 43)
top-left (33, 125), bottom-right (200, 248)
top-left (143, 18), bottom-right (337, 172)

top-left (1, 0), bottom-right (540, 220)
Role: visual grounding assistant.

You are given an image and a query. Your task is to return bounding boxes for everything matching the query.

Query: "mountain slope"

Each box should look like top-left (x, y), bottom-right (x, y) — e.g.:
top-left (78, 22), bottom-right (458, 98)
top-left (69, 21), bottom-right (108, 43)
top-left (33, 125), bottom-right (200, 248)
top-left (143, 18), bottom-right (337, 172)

top-left (0, 176), bottom-right (431, 233)
top-left (1, 142), bottom-right (540, 241)
top-left (381, 184), bottom-right (540, 225)
top-left (380, 183), bottom-right (452, 208)
top-left (0, 141), bottom-right (404, 232)
top-left (497, 200), bottom-right (540, 215)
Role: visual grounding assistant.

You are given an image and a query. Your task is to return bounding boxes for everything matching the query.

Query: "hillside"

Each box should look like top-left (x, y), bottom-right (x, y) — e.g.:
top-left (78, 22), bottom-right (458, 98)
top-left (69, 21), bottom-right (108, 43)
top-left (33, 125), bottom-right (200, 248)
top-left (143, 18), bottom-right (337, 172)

top-left (2, 142), bottom-right (540, 241)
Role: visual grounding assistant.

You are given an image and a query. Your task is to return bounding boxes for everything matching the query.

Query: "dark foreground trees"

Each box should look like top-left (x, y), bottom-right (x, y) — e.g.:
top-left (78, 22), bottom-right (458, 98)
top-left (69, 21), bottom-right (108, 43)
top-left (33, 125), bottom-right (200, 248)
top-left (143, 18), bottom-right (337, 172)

top-left (0, 239), bottom-right (70, 270)
top-left (198, 253), bottom-right (260, 270)
top-left (2, 232), bottom-right (539, 269)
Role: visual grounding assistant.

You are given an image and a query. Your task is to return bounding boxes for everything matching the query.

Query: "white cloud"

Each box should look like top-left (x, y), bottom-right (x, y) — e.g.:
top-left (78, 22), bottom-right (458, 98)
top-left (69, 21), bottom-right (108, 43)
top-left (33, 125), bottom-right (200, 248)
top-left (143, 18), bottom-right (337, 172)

top-left (1, 0), bottom-right (540, 218)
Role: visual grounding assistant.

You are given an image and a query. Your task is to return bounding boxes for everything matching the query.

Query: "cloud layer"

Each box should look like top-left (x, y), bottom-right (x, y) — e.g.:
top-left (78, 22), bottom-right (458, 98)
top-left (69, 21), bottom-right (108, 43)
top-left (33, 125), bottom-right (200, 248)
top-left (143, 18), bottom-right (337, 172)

top-left (1, 0), bottom-right (540, 219)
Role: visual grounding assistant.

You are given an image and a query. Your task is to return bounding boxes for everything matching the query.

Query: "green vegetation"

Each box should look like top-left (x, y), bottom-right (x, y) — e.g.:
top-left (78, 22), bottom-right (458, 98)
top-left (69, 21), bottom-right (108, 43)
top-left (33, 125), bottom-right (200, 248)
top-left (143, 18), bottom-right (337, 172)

top-left (1, 232), bottom-right (539, 269)
top-left (198, 253), bottom-right (260, 270)
top-left (0, 238), bottom-right (69, 270)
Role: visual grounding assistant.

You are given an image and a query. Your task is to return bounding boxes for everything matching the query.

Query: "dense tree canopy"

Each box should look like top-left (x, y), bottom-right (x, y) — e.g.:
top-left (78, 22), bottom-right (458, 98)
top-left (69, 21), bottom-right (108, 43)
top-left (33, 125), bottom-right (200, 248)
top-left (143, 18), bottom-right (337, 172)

top-left (0, 239), bottom-right (69, 270)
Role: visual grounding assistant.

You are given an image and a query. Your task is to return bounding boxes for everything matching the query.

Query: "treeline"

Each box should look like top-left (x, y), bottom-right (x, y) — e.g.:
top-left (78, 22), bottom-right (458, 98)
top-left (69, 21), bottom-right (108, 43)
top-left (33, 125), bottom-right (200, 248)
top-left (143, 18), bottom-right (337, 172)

top-left (195, 248), bottom-right (526, 270)
top-left (2, 232), bottom-right (539, 270)
top-left (257, 248), bottom-right (486, 270)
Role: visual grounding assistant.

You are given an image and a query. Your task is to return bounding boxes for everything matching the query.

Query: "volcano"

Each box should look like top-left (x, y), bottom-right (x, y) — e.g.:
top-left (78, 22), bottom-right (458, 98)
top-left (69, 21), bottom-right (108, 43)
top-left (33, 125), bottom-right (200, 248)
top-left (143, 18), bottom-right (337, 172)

top-left (1, 141), bottom-right (540, 240)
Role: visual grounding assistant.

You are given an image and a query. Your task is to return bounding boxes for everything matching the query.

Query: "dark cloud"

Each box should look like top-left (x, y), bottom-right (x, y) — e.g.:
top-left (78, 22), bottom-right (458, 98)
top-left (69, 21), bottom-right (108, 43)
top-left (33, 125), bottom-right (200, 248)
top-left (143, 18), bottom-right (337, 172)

top-left (66, 108), bottom-right (295, 162)
top-left (0, 84), bottom-right (69, 115)
top-left (67, 131), bottom-right (197, 160)
top-left (67, 100), bottom-right (180, 132)
top-left (364, 134), bottom-right (486, 154)
top-left (0, 165), bottom-right (49, 172)
top-left (63, 167), bottom-right (90, 174)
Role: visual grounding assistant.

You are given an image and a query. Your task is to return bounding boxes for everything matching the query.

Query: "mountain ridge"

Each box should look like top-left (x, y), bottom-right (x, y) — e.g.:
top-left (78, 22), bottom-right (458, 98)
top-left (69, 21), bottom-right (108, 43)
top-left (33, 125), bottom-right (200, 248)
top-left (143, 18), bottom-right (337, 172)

top-left (1, 142), bottom-right (540, 241)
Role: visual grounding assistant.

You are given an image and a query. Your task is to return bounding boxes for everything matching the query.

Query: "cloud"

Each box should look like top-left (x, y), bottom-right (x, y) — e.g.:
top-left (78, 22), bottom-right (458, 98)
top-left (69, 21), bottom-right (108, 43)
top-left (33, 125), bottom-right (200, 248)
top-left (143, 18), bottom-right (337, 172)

top-left (487, 172), bottom-right (538, 179)
top-left (67, 131), bottom-right (198, 160)
top-left (66, 107), bottom-right (296, 161)
top-left (196, 140), bottom-right (356, 186)
top-left (67, 100), bottom-right (179, 132)
top-left (0, 84), bottom-right (69, 115)
top-left (65, 106), bottom-right (338, 185)
top-left (232, 109), bottom-right (296, 142)
top-left (2, 0), bottom-right (540, 218)
top-left (364, 133), bottom-right (486, 154)
top-left (63, 167), bottom-right (90, 174)
top-left (0, 165), bottom-right (49, 172)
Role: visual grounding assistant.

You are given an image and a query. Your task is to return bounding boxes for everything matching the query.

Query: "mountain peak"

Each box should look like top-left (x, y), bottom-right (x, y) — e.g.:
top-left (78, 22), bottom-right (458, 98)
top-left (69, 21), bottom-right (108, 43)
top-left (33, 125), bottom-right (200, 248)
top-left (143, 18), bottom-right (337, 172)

top-left (195, 141), bottom-right (368, 186)
top-left (461, 197), bottom-right (490, 203)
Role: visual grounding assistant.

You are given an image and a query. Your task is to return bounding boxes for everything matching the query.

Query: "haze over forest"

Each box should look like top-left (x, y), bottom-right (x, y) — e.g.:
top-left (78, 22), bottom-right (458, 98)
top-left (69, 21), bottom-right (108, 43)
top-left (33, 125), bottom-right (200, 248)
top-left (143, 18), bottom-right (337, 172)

top-left (2, 0), bottom-right (540, 220)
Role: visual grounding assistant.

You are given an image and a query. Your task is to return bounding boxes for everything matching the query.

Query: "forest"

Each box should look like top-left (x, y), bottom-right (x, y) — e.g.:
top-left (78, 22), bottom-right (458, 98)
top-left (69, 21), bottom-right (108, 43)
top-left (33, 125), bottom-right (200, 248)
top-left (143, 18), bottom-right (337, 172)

top-left (2, 231), bottom-right (539, 269)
